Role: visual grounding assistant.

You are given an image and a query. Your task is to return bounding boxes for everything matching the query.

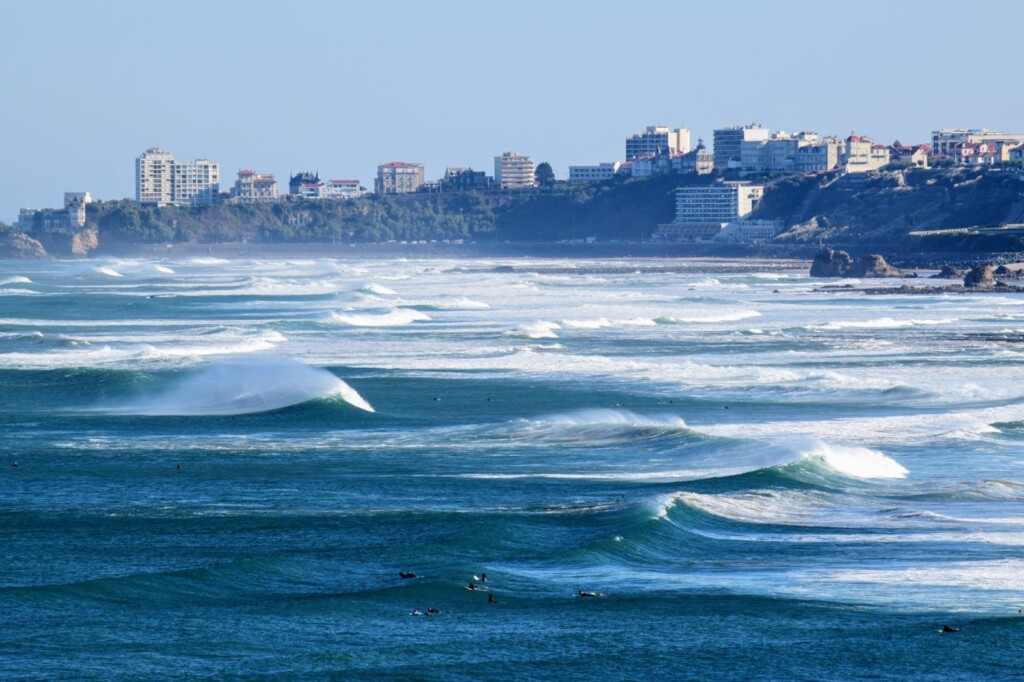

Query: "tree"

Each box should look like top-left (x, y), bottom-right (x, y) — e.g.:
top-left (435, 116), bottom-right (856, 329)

top-left (535, 162), bottom-right (555, 188)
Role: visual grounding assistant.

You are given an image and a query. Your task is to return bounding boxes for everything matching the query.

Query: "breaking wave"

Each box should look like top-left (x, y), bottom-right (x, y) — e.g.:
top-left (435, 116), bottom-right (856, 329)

top-left (323, 308), bottom-right (430, 327)
top-left (98, 356), bottom-right (374, 415)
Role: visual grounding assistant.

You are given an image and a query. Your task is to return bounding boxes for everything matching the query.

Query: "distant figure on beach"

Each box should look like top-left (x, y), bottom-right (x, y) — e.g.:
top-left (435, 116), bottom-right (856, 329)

top-left (399, 571), bottom-right (416, 579)
top-left (941, 625), bottom-right (961, 633)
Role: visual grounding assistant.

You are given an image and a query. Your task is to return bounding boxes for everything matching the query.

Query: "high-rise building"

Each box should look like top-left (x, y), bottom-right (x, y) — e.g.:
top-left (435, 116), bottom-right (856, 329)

top-left (232, 170), bottom-right (279, 202)
top-left (172, 159), bottom-right (220, 206)
top-left (375, 162), bottom-right (425, 194)
top-left (494, 152), bottom-right (535, 190)
top-left (136, 147), bottom-right (176, 206)
top-left (713, 124), bottom-right (770, 171)
top-left (625, 126), bottom-right (690, 161)
top-left (136, 148), bottom-right (219, 206)
top-left (658, 180), bottom-right (764, 241)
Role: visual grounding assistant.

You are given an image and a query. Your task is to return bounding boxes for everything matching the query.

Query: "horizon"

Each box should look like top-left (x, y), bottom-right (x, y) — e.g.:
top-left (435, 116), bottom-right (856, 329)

top-left (3, 0), bottom-right (1023, 221)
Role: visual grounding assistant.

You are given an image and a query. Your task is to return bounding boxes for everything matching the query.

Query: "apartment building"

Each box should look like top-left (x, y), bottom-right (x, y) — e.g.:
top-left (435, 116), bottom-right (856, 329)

top-left (713, 124), bottom-right (770, 171)
top-left (135, 147), bottom-right (219, 206)
top-left (322, 179), bottom-right (363, 199)
top-left (842, 135), bottom-right (890, 173)
top-left (740, 131), bottom-right (821, 174)
top-left (625, 126), bottom-right (691, 161)
top-left (568, 162), bottom-right (622, 183)
top-left (658, 181), bottom-right (765, 241)
top-left (494, 152), bottom-right (535, 190)
top-left (931, 129), bottom-right (1024, 159)
top-left (795, 138), bottom-right (843, 173)
top-left (375, 162), bottom-right (425, 195)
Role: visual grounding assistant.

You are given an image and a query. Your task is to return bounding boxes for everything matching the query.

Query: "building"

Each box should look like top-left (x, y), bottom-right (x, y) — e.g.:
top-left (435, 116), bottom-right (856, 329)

top-left (713, 124), bottom-right (770, 171)
top-left (568, 162), bottom-right (622, 183)
top-left (16, 191), bottom-right (93, 234)
top-left (438, 167), bottom-right (492, 192)
top-left (494, 152), bottom-right (535, 190)
top-left (289, 172), bottom-right (320, 195)
top-left (795, 138), bottom-right (843, 173)
top-left (673, 140), bottom-right (714, 175)
top-left (135, 148), bottom-right (219, 206)
top-left (172, 159), bottom-right (220, 206)
top-left (841, 135), bottom-right (890, 173)
top-left (931, 129), bottom-right (1024, 160)
top-left (625, 126), bottom-right (691, 161)
top-left (889, 141), bottom-right (930, 169)
top-left (232, 170), bottom-right (280, 202)
top-left (657, 181), bottom-right (764, 241)
top-left (715, 218), bottom-right (786, 243)
top-left (298, 181), bottom-right (324, 199)
top-left (321, 179), bottom-right (363, 200)
top-left (136, 147), bottom-right (176, 206)
top-left (375, 162), bottom-right (425, 195)
top-left (740, 131), bottom-right (821, 175)
top-left (1010, 145), bottom-right (1024, 165)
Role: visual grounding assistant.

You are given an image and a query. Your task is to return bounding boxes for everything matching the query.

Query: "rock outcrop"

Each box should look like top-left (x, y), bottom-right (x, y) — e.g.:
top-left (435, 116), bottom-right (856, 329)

top-left (70, 226), bottom-right (99, 257)
top-left (810, 249), bottom-right (902, 278)
top-left (810, 249), bottom-right (853, 277)
top-left (0, 228), bottom-right (48, 259)
top-left (964, 265), bottom-right (995, 289)
top-left (847, 254), bottom-right (902, 278)
top-left (932, 264), bottom-right (967, 279)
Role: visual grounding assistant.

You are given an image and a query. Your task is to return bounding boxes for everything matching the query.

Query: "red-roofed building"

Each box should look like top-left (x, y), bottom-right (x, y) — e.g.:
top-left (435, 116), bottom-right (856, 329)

top-left (842, 134), bottom-right (889, 173)
top-left (889, 141), bottom-right (931, 169)
top-left (232, 169), bottom-right (279, 202)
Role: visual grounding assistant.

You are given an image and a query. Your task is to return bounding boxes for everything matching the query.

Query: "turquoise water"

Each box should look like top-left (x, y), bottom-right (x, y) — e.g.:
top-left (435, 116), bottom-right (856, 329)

top-left (1, 257), bottom-right (1023, 680)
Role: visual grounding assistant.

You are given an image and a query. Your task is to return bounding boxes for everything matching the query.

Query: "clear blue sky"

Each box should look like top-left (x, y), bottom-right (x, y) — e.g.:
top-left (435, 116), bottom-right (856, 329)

top-left (2, 0), bottom-right (1022, 221)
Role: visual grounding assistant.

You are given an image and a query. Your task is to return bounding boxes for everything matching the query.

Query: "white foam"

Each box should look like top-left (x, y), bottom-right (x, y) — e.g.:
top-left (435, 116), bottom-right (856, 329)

top-left (795, 439), bottom-right (908, 479)
top-left (0, 276), bottom-right (32, 285)
top-left (360, 283), bottom-right (397, 295)
top-left (509, 321), bottom-right (561, 339)
top-left (323, 308), bottom-right (430, 327)
top-left (820, 317), bottom-right (957, 330)
top-left (657, 310), bottom-right (761, 324)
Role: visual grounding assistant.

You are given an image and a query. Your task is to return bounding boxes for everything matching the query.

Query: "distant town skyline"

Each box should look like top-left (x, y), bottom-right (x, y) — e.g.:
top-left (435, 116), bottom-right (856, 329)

top-left (3, 0), bottom-right (1023, 221)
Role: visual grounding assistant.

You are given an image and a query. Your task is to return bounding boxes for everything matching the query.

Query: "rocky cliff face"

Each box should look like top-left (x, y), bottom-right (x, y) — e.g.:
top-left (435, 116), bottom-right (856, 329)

top-left (37, 226), bottom-right (99, 258)
top-left (763, 168), bottom-right (1024, 249)
top-left (964, 265), bottom-right (995, 289)
top-left (0, 228), bottom-right (48, 258)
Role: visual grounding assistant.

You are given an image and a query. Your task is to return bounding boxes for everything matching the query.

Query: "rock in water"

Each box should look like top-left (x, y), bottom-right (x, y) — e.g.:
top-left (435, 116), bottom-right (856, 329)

top-left (0, 228), bottom-right (48, 259)
top-left (810, 249), bottom-right (853, 277)
top-left (848, 254), bottom-right (902, 278)
top-left (964, 265), bottom-right (995, 289)
top-left (932, 264), bottom-right (967, 279)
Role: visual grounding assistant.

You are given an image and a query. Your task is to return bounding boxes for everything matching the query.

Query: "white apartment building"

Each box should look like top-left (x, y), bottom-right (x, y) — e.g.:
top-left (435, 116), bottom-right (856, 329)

top-left (625, 126), bottom-right (691, 161)
top-left (232, 170), bottom-right (279, 202)
top-left (136, 148), bottom-right (219, 206)
top-left (713, 124), bottom-right (770, 171)
top-left (173, 159), bottom-right (220, 206)
top-left (842, 135), bottom-right (890, 173)
top-left (136, 147), bottom-right (176, 206)
top-left (322, 179), bottom-right (363, 199)
top-left (375, 162), bottom-right (425, 195)
top-left (658, 181), bottom-right (765, 241)
top-left (494, 152), bottom-right (535, 190)
top-left (932, 129), bottom-right (1024, 158)
top-left (740, 131), bottom-right (821, 174)
top-left (569, 162), bottom-right (621, 183)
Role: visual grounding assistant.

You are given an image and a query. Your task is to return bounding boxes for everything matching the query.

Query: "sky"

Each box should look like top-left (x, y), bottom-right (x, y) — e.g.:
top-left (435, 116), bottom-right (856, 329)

top-left (2, 0), bottom-right (1022, 221)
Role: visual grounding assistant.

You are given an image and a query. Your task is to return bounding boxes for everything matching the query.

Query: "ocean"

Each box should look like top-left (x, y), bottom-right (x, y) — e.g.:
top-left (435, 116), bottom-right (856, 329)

top-left (1, 256), bottom-right (1022, 680)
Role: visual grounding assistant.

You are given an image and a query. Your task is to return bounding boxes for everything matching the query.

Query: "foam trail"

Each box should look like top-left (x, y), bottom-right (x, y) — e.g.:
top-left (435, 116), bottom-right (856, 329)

top-left (324, 308), bottom-right (430, 327)
top-left (103, 357), bottom-right (374, 415)
top-left (0, 276), bottom-right (32, 285)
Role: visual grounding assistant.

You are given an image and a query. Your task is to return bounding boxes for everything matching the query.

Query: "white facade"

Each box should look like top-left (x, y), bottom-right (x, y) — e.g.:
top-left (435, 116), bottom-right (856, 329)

top-left (322, 179), bottom-right (363, 199)
top-left (932, 129), bottom-right (1024, 158)
top-left (795, 138), bottom-right (842, 173)
top-left (172, 159), bottom-right (220, 206)
top-left (569, 162), bottom-right (621, 183)
top-left (739, 131), bottom-right (820, 174)
top-left (713, 124), bottom-right (770, 170)
top-left (63, 191), bottom-right (92, 227)
top-left (842, 136), bottom-right (890, 173)
top-left (136, 147), bottom-right (176, 206)
top-left (625, 126), bottom-right (690, 161)
top-left (494, 152), bottom-right (535, 189)
top-left (232, 170), bottom-right (279, 202)
top-left (671, 182), bottom-right (763, 225)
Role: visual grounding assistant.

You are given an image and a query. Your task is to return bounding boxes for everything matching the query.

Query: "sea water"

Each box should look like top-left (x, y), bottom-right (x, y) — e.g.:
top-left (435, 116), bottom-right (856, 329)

top-left (1, 257), bottom-right (1022, 680)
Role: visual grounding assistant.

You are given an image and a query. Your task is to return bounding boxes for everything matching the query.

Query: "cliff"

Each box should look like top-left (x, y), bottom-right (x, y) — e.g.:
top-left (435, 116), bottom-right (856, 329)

top-left (0, 225), bottom-right (48, 258)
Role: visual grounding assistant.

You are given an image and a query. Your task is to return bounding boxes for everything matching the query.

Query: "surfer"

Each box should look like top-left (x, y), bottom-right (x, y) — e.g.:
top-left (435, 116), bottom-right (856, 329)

top-left (426, 607), bottom-right (440, 615)
top-left (11, 461), bottom-right (18, 468)
top-left (410, 609), bottom-right (424, 616)
top-left (941, 625), bottom-right (961, 633)
top-left (488, 593), bottom-right (495, 605)
top-left (467, 582), bottom-right (478, 591)
top-left (577, 590), bottom-right (603, 598)
top-left (399, 571), bottom-right (416, 579)
top-left (176, 463), bottom-right (181, 470)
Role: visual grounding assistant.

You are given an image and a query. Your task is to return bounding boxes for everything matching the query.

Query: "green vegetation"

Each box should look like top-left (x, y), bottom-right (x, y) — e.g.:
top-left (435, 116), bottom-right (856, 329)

top-left (534, 162), bottom-right (556, 188)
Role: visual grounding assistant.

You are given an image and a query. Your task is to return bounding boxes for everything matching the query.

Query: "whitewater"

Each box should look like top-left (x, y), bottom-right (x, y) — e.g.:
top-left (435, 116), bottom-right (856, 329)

top-left (2, 256), bottom-right (1022, 680)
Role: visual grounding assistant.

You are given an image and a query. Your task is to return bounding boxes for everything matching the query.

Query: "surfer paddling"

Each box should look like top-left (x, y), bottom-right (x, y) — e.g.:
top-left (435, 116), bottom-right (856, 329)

top-left (398, 571), bottom-right (416, 579)
top-left (577, 590), bottom-right (604, 598)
